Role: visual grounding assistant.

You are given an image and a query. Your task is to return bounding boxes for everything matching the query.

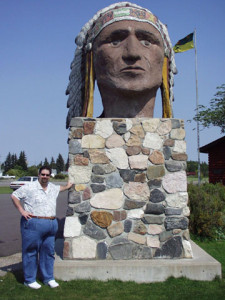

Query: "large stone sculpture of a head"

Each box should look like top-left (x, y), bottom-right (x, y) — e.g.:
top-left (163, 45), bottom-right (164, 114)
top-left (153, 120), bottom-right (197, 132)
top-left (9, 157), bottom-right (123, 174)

top-left (66, 2), bottom-right (177, 128)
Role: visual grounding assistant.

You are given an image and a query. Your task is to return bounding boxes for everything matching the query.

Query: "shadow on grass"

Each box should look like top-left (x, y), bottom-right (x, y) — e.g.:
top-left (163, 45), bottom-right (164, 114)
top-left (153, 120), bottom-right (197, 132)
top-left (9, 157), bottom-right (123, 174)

top-left (0, 262), bottom-right (23, 282)
top-left (11, 269), bottom-right (24, 284)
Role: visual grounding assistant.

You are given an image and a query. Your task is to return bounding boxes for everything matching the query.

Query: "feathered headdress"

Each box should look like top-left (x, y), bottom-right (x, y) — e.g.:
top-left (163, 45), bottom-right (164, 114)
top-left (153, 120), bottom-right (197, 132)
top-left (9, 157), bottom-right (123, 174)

top-left (66, 2), bottom-right (177, 128)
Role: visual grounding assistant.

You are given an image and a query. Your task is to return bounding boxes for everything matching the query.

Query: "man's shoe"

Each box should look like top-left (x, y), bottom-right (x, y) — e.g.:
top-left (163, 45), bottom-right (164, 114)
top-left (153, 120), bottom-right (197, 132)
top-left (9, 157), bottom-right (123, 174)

top-left (46, 280), bottom-right (59, 288)
top-left (24, 281), bottom-right (41, 289)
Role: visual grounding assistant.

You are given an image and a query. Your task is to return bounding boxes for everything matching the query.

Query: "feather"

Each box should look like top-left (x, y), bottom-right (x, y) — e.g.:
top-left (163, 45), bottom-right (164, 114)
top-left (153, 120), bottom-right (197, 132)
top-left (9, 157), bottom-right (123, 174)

top-left (66, 47), bottom-right (85, 128)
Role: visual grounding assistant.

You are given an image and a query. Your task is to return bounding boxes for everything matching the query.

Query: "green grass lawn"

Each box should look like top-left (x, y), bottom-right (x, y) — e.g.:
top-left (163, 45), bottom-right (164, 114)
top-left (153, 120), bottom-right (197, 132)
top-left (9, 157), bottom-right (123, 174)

top-left (187, 176), bottom-right (209, 184)
top-left (0, 239), bottom-right (224, 300)
top-left (0, 186), bottom-right (12, 194)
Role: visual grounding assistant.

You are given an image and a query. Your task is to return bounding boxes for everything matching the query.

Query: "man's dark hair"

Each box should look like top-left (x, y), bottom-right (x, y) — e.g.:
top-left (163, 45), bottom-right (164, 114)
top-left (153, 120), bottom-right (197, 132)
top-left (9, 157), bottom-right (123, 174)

top-left (39, 165), bottom-right (52, 175)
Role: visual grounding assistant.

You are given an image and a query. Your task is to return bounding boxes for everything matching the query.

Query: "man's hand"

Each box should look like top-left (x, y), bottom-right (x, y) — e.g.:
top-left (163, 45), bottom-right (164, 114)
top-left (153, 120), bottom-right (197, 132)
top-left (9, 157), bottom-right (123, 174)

top-left (21, 210), bottom-right (33, 220)
top-left (60, 181), bottom-right (73, 192)
top-left (11, 195), bottom-right (33, 220)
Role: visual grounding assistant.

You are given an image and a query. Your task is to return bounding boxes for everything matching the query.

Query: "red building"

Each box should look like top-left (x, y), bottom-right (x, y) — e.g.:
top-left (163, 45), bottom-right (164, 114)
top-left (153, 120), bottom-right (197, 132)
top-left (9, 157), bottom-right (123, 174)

top-left (200, 136), bottom-right (225, 185)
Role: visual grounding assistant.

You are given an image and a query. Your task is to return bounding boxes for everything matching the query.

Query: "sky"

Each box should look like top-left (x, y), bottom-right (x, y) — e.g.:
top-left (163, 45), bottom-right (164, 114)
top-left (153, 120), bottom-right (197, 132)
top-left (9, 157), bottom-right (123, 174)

top-left (1, 0), bottom-right (224, 166)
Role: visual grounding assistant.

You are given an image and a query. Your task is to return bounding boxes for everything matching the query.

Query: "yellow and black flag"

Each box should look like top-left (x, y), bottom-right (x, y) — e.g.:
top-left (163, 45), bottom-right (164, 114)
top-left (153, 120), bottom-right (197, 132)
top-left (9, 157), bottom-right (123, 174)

top-left (173, 33), bottom-right (194, 53)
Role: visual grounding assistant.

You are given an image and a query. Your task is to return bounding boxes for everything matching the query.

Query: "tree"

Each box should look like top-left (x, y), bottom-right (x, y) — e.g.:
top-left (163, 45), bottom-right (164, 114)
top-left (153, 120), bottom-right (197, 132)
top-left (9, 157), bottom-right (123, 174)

top-left (37, 161), bottom-right (43, 169)
top-left (43, 157), bottom-right (50, 167)
top-left (7, 167), bottom-right (24, 178)
top-left (56, 154), bottom-right (65, 174)
top-left (194, 84), bottom-right (225, 133)
top-left (50, 157), bottom-right (56, 169)
top-left (187, 161), bottom-right (208, 178)
top-left (17, 151), bottom-right (28, 171)
top-left (187, 161), bottom-right (198, 173)
top-left (27, 166), bottom-right (38, 176)
top-left (3, 152), bottom-right (12, 174)
top-left (11, 154), bottom-right (18, 169)
top-left (201, 162), bottom-right (209, 178)
top-left (65, 156), bottom-right (69, 171)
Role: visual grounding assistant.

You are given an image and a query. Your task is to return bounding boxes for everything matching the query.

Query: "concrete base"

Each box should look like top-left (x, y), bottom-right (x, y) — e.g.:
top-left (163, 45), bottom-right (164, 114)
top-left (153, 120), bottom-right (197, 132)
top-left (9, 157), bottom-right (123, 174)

top-left (54, 240), bottom-right (221, 283)
top-left (0, 240), bottom-right (221, 282)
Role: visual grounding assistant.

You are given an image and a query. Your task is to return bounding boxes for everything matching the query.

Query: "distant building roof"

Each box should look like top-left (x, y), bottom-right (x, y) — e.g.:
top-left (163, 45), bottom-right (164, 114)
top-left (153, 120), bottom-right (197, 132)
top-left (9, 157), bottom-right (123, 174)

top-left (200, 136), bottom-right (225, 153)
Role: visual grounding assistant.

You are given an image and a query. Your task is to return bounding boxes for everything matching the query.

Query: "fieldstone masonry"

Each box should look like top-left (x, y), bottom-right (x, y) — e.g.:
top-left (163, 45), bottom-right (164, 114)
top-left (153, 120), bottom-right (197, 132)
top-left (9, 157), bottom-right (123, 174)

top-left (63, 117), bottom-right (193, 260)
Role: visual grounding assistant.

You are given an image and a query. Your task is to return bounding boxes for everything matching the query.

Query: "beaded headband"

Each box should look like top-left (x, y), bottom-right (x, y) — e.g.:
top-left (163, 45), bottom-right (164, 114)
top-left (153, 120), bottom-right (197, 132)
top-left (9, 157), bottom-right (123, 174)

top-left (88, 7), bottom-right (163, 46)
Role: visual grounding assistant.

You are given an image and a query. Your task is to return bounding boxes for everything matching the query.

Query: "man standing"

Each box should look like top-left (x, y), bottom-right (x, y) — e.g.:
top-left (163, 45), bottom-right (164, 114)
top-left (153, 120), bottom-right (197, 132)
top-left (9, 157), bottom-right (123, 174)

top-left (11, 166), bottom-right (72, 289)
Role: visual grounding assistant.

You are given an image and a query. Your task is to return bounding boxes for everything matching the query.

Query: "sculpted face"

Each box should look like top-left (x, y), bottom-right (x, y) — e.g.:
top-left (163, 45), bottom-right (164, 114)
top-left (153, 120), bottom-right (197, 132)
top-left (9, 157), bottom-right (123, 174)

top-left (93, 20), bottom-right (164, 96)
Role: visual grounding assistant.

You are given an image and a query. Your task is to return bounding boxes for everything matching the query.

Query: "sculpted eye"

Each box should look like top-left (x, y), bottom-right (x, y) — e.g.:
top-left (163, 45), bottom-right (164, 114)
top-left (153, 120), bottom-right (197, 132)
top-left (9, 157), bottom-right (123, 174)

top-left (111, 40), bottom-right (121, 47)
top-left (140, 40), bottom-right (151, 47)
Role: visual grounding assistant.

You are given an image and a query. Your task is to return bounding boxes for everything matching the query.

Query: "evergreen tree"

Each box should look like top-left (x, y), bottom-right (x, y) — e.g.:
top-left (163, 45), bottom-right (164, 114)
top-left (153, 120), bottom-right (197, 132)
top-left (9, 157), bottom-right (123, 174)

top-left (50, 157), bottom-right (56, 169)
top-left (56, 154), bottom-right (65, 174)
top-left (38, 161), bottom-right (43, 168)
top-left (11, 154), bottom-right (18, 169)
top-left (36, 161), bottom-right (42, 171)
top-left (43, 157), bottom-right (50, 167)
top-left (3, 152), bottom-right (12, 174)
top-left (17, 151), bottom-right (28, 171)
top-left (65, 156), bottom-right (69, 171)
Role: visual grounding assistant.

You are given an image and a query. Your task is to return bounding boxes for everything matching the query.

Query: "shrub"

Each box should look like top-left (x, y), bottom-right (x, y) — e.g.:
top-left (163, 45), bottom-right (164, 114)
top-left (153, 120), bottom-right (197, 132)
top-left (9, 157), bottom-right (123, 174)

top-left (26, 166), bottom-right (38, 176)
top-left (7, 168), bottom-right (25, 178)
top-left (188, 183), bottom-right (225, 240)
top-left (54, 173), bottom-right (66, 179)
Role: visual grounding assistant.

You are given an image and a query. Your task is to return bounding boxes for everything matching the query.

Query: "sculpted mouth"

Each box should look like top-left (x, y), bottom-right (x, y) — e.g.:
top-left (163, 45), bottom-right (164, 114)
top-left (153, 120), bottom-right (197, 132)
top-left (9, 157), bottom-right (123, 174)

top-left (121, 66), bottom-right (145, 72)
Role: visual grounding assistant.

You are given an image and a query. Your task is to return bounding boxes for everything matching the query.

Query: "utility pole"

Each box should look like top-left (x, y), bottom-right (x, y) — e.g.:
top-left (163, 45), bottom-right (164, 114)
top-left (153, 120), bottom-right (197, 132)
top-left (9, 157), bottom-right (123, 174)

top-left (194, 29), bottom-right (201, 186)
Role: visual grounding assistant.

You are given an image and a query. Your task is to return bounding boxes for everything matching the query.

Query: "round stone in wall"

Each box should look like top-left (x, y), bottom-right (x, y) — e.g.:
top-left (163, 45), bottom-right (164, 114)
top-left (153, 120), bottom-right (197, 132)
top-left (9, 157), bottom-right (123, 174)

top-left (91, 211), bottom-right (113, 228)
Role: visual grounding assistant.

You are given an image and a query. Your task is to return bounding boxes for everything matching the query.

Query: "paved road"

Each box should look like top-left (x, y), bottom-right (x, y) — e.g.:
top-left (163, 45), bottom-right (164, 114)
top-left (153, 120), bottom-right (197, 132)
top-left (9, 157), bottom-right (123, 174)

top-left (0, 191), bottom-right (68, 257)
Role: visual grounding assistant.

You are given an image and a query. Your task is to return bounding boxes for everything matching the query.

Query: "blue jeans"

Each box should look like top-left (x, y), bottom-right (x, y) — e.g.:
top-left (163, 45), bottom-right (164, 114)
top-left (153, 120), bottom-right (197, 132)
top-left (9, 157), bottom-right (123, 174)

top-left (20, 217), bottom-right (58, 284)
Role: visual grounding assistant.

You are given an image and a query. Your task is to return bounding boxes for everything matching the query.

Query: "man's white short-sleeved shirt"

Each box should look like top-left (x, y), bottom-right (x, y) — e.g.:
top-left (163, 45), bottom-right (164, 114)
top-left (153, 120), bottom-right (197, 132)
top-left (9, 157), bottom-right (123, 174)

top-left (12, 181), bottom-right (60, 217)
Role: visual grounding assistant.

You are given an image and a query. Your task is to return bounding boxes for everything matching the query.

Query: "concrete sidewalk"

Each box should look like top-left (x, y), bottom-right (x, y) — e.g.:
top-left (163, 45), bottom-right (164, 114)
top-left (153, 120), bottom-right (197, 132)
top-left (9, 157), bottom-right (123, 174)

top-left (0, 253), bottom-right (22, 277)
top-left (0, 240), bottom-right (221, 282)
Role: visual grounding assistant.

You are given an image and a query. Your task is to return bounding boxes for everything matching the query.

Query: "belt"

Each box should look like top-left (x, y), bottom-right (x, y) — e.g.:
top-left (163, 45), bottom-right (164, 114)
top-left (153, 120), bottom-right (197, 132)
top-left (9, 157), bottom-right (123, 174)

top-left (32, 216), bottom-right (56, 220)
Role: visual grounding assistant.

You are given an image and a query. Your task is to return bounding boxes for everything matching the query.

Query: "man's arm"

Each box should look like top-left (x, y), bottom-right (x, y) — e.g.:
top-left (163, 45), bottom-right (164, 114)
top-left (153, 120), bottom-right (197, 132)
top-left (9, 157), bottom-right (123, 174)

top-left (60, 181), bottom-right (73, 192)
top-left (11, 194), bottom-right (33, 220)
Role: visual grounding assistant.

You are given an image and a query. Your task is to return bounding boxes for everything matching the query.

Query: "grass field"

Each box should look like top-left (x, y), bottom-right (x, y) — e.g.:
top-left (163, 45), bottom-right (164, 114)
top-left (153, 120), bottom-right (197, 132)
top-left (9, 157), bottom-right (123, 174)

top-left (0, 186), bottom-right (12, 194)
top-left (187, 176), bottom-right (209, 184)
top-left (0, 239), bottom-right (224, 300)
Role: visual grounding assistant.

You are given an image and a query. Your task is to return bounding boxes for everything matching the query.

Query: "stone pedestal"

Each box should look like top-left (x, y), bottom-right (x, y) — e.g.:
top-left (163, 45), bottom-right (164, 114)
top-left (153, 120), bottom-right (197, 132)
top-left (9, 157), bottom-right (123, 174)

top-left (63, 117), bottom-right (192, 260)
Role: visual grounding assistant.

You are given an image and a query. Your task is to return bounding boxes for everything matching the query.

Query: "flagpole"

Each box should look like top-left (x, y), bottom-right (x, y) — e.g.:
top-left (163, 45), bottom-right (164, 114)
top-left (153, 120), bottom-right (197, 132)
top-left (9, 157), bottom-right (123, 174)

top-left (194, 29), bottom-right (201, 186)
